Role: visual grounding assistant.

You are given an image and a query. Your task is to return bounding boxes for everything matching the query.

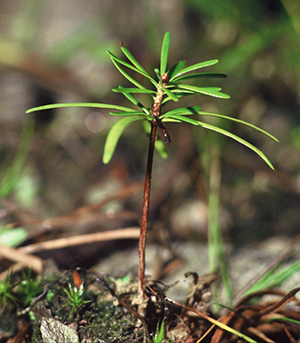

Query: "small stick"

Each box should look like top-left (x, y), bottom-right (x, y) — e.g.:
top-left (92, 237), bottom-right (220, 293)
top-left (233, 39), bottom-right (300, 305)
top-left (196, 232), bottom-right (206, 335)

top-left (0, 244), bottom-right (43, 275)
top-left (18, 227), bottom-right (140, 254)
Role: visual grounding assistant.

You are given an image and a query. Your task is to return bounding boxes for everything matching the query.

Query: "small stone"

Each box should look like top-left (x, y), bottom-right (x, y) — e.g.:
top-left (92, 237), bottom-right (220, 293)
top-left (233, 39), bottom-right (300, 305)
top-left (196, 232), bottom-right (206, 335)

top-left (40, 318), bottom-right (79, 343)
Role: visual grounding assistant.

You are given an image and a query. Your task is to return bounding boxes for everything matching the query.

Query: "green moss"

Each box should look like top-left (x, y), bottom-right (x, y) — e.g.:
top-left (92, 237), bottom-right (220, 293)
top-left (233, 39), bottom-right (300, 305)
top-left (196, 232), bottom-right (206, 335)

top-left (80, 300), bottom-right (140, 342)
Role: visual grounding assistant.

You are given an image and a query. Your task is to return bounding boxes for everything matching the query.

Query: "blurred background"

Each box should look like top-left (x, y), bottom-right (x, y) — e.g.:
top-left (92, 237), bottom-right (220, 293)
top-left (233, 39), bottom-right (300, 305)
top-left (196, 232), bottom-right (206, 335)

top-left (1, 0), bottom-right (300, 273)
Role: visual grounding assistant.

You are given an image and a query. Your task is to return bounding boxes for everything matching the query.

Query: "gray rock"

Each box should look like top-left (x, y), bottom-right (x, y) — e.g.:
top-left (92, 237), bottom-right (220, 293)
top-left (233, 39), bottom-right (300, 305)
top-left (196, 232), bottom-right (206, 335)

top-left (41, 318), bottom-right (79, 343)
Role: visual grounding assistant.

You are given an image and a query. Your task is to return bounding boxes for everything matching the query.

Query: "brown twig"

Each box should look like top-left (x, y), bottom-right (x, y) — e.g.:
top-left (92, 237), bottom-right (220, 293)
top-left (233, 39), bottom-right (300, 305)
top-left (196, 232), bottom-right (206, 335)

top-left (0, 244), bottom-right (43, 276)
top-left (18, 227), bottom-right (141, 254)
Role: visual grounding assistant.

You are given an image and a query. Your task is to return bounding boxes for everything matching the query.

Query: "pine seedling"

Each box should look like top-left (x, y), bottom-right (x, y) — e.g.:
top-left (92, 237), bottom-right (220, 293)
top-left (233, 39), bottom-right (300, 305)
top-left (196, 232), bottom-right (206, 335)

top-left (26, 32), bottom-right (277, 317)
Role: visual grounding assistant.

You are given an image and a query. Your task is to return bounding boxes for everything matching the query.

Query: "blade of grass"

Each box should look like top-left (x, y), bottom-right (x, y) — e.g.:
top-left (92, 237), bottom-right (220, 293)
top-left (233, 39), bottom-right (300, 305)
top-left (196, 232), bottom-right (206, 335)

top-left (166, 297), bottom-right (259, 343)
top-left (244, 259), bottom-right (300, 295)
top-left (264, 317), bottom-right (300, 325)
top-left (0, 117), bottom-right (34, 198)
top-left (207, 143), bottom-right (233, 307)
top-left (152, 321), bottom-right (165, 343)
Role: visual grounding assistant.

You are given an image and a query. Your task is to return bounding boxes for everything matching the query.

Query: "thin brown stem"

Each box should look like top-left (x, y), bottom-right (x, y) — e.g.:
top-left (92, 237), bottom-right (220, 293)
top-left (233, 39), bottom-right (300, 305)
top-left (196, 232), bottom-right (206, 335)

top-left (137, 77), bottom-right (168, 319)
top-left (138, 121), bottom-right (157, 315)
